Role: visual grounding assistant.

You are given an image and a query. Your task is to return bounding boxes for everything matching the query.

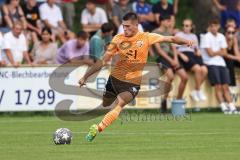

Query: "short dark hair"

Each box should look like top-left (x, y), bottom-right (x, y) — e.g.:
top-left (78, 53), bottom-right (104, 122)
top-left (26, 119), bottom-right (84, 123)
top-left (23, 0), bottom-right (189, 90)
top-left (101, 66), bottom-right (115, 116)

top-left (5, 0), bottom-right (12, 4)
top-left (122, 12), bottom-right (138, 22)
top-left (226, 18), bottom-right (236, 24)
top-left (159, 15), bottom-right (171, 22)
top-left (101, 23), bottom-right (114, 33)
top-left (77, 31), bottom-right (89, 40)
top-left (209, 19), bottom-right (220, 25)
top-left (86, 0), bottom-right (95, 4)
top-left (42, 27), bottom-right (52, 35)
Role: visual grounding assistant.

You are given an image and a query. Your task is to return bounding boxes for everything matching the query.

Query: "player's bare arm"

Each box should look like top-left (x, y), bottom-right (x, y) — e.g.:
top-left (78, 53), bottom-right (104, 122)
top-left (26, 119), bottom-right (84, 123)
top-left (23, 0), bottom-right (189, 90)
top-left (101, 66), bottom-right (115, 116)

top-left (160, 36), bottom-right (194, 47)
top-left (78, 53), bottom-right (112, 87)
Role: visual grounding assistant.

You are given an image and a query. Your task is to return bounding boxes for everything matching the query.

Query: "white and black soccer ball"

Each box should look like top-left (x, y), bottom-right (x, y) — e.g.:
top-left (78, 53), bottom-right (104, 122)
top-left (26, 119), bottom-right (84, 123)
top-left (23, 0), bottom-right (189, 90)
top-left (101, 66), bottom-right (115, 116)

top-left (53, 128), bottom-right (73, 145)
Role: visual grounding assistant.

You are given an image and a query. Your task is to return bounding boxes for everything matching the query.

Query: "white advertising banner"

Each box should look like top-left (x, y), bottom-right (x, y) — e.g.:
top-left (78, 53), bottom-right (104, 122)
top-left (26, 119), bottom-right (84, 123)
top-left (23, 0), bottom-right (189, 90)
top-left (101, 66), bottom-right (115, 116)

top-left (0, 66), bottom-right (161, 112)
top-left (0, 66), bottom-right (240, 112)
top-left (0, 67), bottom-right (78, 111)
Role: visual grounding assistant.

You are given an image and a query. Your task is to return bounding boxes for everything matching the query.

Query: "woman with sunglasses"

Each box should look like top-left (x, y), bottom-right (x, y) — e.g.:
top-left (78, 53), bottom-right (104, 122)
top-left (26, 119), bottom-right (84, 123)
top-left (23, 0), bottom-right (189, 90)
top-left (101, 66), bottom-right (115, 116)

top-left (175, 19), bottom-right (208, 102)
top-left (224, 26), bottom-right (240, 86)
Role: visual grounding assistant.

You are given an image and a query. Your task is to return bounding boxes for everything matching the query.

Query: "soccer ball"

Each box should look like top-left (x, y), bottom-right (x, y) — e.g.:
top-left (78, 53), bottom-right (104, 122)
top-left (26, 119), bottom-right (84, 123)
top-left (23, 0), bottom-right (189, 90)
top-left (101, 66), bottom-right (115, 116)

top-left (53, 128), bottom-right (73, 145)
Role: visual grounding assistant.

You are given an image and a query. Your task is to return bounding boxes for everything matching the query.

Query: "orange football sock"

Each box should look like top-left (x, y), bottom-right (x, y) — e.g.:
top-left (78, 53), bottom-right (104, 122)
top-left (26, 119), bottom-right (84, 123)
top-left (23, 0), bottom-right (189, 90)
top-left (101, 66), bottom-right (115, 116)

top-left (98, 105), bottom-right (122, 132)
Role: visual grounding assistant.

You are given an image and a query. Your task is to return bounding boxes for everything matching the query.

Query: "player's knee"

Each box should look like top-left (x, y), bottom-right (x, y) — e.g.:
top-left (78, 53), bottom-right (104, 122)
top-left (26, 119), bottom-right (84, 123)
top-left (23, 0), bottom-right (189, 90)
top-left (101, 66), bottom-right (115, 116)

top-left (102, 98), bottom-right (115, 107)
top-left (116, 98), bottom-right (127, 107)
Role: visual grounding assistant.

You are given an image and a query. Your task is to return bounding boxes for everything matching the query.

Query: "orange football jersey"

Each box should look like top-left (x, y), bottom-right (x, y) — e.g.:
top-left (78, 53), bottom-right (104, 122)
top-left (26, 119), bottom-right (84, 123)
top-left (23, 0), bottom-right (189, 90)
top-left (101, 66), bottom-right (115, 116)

top-left (105, 32), bottom-right (164, 85)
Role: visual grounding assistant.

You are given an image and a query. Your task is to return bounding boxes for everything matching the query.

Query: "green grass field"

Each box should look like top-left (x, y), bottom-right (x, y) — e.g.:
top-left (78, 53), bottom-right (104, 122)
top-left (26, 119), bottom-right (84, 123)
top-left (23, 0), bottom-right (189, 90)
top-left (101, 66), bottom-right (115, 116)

top-left (0, 112), bottom-right (240, 160)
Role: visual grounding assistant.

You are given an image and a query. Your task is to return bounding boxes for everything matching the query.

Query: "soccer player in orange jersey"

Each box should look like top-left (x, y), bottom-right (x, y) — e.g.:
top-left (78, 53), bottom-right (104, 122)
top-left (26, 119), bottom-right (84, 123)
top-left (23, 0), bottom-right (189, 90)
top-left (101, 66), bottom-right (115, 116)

top-left (79, 12), bottom-right (193, 142)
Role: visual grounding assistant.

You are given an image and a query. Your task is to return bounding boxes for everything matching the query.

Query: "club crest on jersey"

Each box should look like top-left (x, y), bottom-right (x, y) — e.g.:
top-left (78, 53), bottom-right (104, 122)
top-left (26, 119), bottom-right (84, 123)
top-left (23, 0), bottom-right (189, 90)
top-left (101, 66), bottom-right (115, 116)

top-left (136, 40), bottom-right (144, 48)
top-left (132, 87), bottom-right (138, 93)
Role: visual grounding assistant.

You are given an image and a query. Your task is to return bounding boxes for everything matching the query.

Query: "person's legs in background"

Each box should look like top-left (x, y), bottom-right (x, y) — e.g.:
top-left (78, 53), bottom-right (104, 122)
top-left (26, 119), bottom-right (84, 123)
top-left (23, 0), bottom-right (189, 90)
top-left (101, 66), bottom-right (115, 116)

top-left (61, 2), bottom-right (75, 30)
top-left (175, 68), bottom-right (188, 99)
top-left (161, 68), bottom-right (174, 113)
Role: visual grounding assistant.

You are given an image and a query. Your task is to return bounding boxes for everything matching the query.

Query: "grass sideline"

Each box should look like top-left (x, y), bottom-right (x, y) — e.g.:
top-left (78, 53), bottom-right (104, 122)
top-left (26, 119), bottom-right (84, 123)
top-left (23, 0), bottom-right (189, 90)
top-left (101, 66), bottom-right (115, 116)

top-left (0, 107), bottom-right (224, 117)
top-left (0, 113), bottom-right (240, 160)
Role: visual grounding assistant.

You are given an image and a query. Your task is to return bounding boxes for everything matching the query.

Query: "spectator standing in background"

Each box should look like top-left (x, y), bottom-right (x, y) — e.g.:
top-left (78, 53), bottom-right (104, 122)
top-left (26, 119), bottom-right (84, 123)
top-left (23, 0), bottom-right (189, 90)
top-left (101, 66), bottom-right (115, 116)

top-left (57, 31), bottom-right (93, 65)
top-left (31, 27), bottom-right (57, 64)
top-left (149, 0), bottom-right (179, 15)
top-left (39, 0), bottom-right (68, 41)
top-left (132, 0), bottom-right (155, 31)
top-left (90, 23), bottom-right (114, 59)
top-left (152, 0), bottom-right (175, 26)
top-left (95, 0), bottom-right (114, 8)
top-left (81, 0), bottom-right (108, 37)
top-left (201, 19), bottom-right (238, 114)
top-left (224, 26), bottom-right (240, 86)
top-left (152, 15), bottom-right (188, 112)
top-left (176, 19), bottom-right (208, 102)
top-left (213, 0), bottom-right (240, 28)
top-left (2, 21), bottom-right (32, 67)
top-left (112, 0), bottom-right (133, 28)
top-left (0, 0), bottom-right (6, 6)
top-left (59, 0), bottom-right (77, 30)
top-left (95, 0), bottom-right (114, 18)
top-left (1, 0), bottom-right (27, 33)
top-left (22, 0), bottom-right (41, 43)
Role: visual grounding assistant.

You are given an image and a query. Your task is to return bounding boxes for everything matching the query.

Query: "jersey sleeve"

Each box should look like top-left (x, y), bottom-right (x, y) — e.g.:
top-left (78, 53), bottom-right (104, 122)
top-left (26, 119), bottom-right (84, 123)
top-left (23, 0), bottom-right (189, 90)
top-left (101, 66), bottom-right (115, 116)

top-left (104, 35), bottom-right (119, 57)
top-left (147, 33), bottom-right (164, 46)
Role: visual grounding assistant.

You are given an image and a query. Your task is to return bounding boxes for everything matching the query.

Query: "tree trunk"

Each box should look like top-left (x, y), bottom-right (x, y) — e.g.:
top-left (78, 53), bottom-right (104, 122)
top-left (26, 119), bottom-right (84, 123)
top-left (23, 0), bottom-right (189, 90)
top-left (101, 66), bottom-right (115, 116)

top-left (193, 0), bottom-right (220, 34)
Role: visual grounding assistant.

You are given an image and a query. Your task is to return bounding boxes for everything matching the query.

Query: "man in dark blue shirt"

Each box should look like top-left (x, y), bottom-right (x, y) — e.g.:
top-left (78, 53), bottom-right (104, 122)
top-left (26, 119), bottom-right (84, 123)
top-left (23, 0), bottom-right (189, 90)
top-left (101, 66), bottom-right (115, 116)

top-left (132, 0), bottom-right (155, 31)
top-left (213, 0), bottom-right (240, 27)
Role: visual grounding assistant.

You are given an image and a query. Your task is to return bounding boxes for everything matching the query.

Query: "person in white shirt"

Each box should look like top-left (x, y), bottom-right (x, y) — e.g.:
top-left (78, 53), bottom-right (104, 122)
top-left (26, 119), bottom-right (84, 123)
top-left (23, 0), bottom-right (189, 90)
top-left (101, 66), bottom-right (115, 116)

top-left (39, 0), bottom-right (69, 41)
top-left (81, 0), bottom-right (108, 36)
top-left (2, 21), bottom-right (32, 67)
top-left (176, 19), bottom-right (208, 102)
top-left (0, 32), bottom-right (6, 67)
top-left (201, 19), bottom-right (238, 114)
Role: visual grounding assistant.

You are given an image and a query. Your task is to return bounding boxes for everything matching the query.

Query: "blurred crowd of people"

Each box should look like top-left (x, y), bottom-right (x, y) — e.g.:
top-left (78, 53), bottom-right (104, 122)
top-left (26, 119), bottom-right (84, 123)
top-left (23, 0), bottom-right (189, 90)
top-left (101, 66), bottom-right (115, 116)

top-left (0, 0), bottom-right (181, 67)
top-left (0, 0), bottom-right (240, 113)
